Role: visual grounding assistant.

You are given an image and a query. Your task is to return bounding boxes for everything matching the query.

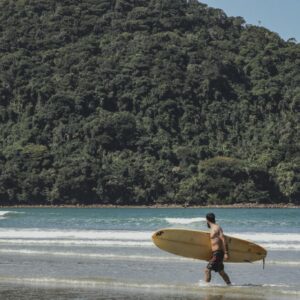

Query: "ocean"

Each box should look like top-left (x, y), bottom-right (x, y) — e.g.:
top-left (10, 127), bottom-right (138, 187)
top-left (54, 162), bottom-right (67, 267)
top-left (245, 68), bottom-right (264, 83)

top-left (0, 208), bottom-right (299, 299)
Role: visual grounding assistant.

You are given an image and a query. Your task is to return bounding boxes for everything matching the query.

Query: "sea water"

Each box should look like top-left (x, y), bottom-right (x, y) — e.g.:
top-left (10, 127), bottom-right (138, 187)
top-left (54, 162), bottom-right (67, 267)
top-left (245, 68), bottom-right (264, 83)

top-left (0, 208), bottom-right (299, 299)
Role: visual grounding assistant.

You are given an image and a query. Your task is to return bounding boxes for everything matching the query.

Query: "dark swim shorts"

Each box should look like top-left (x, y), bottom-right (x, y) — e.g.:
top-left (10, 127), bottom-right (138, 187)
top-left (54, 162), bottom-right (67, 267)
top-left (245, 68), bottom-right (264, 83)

top-left (207, 250), bottom-right (224, 272)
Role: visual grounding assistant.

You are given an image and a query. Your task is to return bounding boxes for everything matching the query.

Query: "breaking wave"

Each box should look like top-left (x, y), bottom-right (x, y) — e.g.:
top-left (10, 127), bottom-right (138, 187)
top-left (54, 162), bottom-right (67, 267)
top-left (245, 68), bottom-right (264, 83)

top-left (165, 217), bottom-right (206, 224)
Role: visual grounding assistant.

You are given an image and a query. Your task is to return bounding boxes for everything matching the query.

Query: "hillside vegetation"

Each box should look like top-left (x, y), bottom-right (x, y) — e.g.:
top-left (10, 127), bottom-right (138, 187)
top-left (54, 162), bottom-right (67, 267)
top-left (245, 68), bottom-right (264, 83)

top-left (0, 0), bottom-right (299, 206)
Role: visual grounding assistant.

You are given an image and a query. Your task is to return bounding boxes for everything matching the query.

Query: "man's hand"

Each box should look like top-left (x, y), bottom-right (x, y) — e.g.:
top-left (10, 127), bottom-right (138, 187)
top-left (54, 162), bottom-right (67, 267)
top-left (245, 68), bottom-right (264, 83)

top-left (224, 253), bottom-right (229, 261)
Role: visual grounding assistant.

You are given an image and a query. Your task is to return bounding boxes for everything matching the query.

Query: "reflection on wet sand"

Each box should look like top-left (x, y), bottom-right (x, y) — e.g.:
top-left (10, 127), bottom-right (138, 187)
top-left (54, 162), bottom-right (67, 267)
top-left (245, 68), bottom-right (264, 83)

top-left (202, 292), bottom-right (266, 300)
top-left (204, 295), bottom-right (225, 300)
top-left (0, 283), bottom-right (269, 300)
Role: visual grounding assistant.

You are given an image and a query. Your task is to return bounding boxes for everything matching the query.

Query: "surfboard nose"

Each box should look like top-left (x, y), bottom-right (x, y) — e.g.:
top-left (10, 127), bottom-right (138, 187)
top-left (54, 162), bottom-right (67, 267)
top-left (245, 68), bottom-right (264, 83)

top-left (151, 232), bottom-right (156, 240)
top-left (152, 230), bottom-right (163, 239)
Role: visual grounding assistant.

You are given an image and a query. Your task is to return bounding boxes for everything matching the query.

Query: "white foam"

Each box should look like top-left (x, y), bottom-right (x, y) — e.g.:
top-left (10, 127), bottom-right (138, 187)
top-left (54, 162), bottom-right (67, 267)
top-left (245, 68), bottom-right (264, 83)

top-left (0, 211), bottom-right (21, 217)
top-left (0, 229), bottom-right (151, 241)
top-left (228, 233), bottom-right (300, 250)
top-left (0, 229), bottom-right (299, 250)
top-left (267, 260), bottom-right (300, 266)
top-left (262, 283), bottom-right (290, 288)
top-left (0, 248), bottom-right (190, 261)
top-left (0, 276), bottom-right (112, 288)
top-left (3, 248), bottom-right (300, 265)
top-left (260, 243), bottom-right (300, 250)
top-left (231, 233), bottom-right (300, 243)
top-left (0, 229), bottom-right (298, 244)
top-left (0, 276), bottom-right (187, 291)
top-left (165, 217), bottom-right (206, 224)
top-left (198, 280), bottom-right (223, 287)
top-left (0, 239), bottom-right (153, 247)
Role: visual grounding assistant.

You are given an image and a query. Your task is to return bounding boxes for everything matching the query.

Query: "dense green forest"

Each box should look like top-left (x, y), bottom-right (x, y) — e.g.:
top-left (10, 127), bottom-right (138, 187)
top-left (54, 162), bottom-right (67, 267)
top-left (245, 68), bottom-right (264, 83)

top-left (0, 0), bottom-right (299, 206)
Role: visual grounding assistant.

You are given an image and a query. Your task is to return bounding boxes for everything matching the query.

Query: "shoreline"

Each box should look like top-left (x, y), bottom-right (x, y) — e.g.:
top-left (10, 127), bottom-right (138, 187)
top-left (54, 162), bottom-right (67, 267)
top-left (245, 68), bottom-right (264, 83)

top-left (0, 203), bottom-right (299, 209)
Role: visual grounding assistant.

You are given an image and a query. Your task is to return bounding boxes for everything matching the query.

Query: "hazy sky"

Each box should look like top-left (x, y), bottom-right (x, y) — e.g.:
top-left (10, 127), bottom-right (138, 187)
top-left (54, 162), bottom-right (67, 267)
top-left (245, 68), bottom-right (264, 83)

top-left (200, 0), bottom-right (300, 42)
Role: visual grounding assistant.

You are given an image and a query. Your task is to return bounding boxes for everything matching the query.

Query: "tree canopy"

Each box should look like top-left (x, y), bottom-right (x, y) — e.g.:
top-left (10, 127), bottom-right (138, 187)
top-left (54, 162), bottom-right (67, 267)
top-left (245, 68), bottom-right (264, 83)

top-left (0, 0), bottom-right (299, 206)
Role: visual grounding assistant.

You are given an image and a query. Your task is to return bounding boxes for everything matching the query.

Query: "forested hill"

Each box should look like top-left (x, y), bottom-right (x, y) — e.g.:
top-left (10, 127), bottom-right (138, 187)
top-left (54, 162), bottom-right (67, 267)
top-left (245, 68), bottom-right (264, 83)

top-left (0, 0), bottom-right (299, 206)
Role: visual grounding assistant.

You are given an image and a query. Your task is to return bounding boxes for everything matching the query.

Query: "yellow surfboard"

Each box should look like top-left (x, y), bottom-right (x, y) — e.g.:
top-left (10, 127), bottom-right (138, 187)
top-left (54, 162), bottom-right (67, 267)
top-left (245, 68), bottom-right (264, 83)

top-left (152, 228), bottom-right (267, 263)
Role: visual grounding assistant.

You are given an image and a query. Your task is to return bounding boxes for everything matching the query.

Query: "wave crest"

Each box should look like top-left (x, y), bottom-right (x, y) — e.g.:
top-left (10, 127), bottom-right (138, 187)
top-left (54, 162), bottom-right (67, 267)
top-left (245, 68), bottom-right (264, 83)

top-left (165, 217), bottom-right (206, 224)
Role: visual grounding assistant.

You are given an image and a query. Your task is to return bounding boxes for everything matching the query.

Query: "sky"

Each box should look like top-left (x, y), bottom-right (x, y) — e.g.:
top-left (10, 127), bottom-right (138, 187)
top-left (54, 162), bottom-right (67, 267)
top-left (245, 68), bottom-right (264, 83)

top-left (200, 0), bottom-right (300, 42)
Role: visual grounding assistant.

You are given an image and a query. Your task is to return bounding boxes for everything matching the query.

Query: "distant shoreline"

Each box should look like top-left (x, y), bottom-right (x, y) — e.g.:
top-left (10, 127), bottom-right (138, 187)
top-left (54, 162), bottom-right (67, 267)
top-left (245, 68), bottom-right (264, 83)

top-left (0, 203), bottom-right (299, 209)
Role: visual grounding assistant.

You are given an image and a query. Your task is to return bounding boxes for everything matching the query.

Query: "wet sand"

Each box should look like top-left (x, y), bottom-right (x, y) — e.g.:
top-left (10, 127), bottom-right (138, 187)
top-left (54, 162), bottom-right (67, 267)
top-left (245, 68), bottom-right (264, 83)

top-left (0, 280), bottom-right (298, 300)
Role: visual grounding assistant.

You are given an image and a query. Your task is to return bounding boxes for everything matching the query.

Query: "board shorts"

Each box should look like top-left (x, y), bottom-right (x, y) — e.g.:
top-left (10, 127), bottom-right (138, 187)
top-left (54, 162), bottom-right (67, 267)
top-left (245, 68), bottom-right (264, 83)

top-left (207, 250), bottom-right (224, 272)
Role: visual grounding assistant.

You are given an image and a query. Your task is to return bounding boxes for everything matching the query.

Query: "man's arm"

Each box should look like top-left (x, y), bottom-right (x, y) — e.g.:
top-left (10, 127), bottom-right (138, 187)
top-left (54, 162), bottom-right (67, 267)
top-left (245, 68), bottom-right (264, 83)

top-left (219, 228), bottom-right (229, 260)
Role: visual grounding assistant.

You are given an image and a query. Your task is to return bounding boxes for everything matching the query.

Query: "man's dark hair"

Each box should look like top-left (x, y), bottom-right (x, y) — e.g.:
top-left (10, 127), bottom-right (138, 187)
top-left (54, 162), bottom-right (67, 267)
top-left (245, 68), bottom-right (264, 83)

top-left (206, 213), bottom-right (216, 223)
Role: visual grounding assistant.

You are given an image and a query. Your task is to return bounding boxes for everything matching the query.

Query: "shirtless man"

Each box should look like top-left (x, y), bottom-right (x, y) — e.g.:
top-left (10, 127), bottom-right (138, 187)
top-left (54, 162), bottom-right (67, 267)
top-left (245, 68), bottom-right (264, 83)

top-left (205, 213), bottom-right (231, 285)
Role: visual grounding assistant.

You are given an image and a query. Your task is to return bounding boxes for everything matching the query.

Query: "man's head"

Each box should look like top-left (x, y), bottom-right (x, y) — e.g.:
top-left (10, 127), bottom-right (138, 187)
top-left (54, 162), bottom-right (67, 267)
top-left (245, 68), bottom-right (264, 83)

top-left (206, 213), bottom-right (216, 228)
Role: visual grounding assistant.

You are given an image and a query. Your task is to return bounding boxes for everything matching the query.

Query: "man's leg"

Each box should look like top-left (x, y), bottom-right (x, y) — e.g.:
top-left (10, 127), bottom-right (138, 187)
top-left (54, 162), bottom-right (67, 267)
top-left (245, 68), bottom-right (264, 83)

top-left (219, 270), bottom-right (231, 285)
top-left (205, 268), bottom-right (211, 282)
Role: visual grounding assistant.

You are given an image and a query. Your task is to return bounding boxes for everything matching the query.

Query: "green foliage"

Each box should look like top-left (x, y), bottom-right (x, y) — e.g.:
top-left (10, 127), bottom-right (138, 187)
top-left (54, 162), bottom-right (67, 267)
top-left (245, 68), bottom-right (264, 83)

top-left (273, 159), bottom-right (300, 204)
top-left (0, 0), bottom-right (299, 205)
top-left (175, 157), bottom-right (280, 205)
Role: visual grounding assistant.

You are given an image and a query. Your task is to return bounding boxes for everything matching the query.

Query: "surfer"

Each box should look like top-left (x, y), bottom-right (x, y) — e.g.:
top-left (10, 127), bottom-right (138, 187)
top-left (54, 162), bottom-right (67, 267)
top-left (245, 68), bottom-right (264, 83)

top-left (205, 213), bottom-right (231, 285)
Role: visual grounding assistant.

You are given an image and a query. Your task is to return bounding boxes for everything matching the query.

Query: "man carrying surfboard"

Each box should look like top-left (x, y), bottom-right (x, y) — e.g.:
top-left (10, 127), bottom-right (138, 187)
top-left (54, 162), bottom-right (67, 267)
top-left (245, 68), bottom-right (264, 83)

top-left (205, 213), bottom-right (231, 285)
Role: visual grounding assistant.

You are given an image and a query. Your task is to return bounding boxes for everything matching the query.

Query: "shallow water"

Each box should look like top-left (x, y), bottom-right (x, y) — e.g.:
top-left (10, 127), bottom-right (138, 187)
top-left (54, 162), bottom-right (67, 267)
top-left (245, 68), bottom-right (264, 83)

top-left (0, 208), bottom-right (299, 299)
